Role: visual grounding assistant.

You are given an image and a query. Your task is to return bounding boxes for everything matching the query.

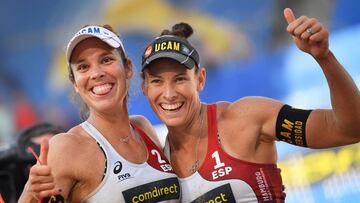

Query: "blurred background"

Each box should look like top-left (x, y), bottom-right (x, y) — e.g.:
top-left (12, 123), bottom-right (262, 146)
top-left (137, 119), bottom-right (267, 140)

top-left (0, 0), bottom-right (359, 202)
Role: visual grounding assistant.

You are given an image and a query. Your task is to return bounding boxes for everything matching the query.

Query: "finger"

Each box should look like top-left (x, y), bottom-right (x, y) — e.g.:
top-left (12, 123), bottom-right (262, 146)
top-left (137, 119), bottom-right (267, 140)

top-left (309, 29), bottom-right (328, 44)
top-left (300, 22), bottom-right (322, 40)
top-left (30, 165), bottom-right (52, 176)
top-left (29, 174), bottom-right (54, 185)
top-left (286, 16), bottom-right (307, 34)
top-left (32, 183), bottom-right (56, 193)
top-left (39, 138), bottom-right (49, 165)
top-left (284, 8), bottom-right (296, 24)
top-left (295, 18), bottom-right (316, 37)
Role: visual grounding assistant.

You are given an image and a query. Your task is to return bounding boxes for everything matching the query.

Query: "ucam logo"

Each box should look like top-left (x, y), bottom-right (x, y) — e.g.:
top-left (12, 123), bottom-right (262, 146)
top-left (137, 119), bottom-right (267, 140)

top-left (154, 41), bottom-right (180, 52)
top-left (75, 26), bottom-right (101, 36)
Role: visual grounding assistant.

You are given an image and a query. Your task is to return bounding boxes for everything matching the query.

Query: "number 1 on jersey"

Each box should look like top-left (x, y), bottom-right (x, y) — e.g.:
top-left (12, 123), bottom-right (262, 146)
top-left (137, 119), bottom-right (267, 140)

top-left (212, 151), bottom-right (225, 169)
top-left (211, 150), bottom-right (232, 180)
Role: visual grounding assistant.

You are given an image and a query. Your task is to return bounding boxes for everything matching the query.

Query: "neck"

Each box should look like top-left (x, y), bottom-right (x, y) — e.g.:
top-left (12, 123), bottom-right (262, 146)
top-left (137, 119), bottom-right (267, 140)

top-left (167, 103), bottom-right (206, 150)
top-left (87, 108), bottom-right (132, 139)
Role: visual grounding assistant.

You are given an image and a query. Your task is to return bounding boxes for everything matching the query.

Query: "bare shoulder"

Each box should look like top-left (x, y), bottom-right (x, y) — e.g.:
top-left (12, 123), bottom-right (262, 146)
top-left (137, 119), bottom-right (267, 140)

top-left (49, 126), bottom-right (91, 156)
top-left (130, 115), bottom-right (162, 148)
top-left (48, 132), bottom-right (79, 160)
top-left (47, 125), bottom-right (98, 173)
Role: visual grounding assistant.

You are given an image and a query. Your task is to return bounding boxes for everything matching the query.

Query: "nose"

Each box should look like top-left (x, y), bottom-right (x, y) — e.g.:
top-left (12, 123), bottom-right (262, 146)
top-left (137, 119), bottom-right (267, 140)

top-left (163, 83), bottom-right (177, 101)
top-left (90, 67), bottom-right (105, 80)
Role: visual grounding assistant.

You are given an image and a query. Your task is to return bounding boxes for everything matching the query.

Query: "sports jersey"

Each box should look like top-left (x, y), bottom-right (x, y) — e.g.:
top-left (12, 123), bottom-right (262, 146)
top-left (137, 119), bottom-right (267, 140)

top-left (80, 121), bottom-right (180, 203)
top-left (164, 104), bottom-right (285, 203)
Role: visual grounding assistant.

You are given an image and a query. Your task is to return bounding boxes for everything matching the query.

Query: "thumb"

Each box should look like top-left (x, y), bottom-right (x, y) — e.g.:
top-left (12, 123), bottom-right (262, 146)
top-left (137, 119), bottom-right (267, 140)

top-left (284, 8), bottom-right (296, 24)
top-left (39, 138), bottom-right (49, 165)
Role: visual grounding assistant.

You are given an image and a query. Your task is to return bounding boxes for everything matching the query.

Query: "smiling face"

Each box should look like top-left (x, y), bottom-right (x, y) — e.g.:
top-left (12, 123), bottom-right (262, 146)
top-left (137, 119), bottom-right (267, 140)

top-left (69, 37), bottom-right (132, 116)
top-left (142, 58), bottom-right (205, 127)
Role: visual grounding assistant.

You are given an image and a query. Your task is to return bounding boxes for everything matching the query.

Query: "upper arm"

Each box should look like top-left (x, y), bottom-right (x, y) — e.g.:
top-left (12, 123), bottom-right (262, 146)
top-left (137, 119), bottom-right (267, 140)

top-left (220, 97), bottom-right (284, 142)
top-left (47, 134), bottom-right (78, 199)
top-left (221, 96), bottom-right (358, 149)
top-left (130, 115), bottom-right (162, 148)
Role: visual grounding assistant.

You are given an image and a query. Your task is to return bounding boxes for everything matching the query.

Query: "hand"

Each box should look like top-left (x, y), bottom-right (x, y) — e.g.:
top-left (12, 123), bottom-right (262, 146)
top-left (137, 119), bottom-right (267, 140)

top-left (284, 8), bottom-right (329, 59)
top-left (26, 139), bottom-right (59, 199)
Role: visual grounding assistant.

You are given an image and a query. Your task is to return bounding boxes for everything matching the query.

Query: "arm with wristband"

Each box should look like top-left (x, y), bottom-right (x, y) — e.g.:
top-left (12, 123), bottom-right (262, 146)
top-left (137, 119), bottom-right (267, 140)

top-left (221, 8), bottom-right (359, 151)
top-left (274, 8), bottom-right (360, 148)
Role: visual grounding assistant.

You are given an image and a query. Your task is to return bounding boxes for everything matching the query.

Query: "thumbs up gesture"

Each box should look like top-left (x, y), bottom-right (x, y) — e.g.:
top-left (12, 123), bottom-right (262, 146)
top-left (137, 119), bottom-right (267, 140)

top-left (26, 139), bottom-right (59, 199)
top-left (284, 8), bottom-right (329, 59)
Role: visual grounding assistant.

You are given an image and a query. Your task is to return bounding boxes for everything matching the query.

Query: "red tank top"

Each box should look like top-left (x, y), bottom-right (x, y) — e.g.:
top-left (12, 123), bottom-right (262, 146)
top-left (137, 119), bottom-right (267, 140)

top-left (179, 104), bottom-right (286, 202)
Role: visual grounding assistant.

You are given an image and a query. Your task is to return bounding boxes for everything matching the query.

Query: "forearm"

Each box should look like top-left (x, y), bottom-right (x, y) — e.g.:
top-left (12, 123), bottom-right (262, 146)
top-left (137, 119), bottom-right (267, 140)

top-left (316, 51), bottom-right (360, 136)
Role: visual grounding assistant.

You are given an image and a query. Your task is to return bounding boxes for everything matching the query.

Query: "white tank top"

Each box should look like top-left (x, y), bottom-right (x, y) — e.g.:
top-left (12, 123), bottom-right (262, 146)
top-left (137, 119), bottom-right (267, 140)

top-left (80, 121), bottom-right (181, 203)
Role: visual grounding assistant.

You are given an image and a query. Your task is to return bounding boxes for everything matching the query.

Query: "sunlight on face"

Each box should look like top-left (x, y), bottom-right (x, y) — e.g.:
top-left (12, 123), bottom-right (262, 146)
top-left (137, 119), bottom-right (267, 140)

top-left (142, 58), bottom-right (205, 127)
top-left (69, 37), bottom-right (132, 115)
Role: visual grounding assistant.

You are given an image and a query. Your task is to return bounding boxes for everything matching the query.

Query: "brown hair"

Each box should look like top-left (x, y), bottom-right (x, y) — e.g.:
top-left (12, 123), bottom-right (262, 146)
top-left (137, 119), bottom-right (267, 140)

top-left (163, 23), bottom-right (199, 74)
top-left (160, 22), bottom-right (194, 39)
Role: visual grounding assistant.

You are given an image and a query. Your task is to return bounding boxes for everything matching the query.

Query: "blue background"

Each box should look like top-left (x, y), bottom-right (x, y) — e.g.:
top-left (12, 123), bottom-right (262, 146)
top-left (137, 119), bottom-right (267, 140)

top-left (0, 1), bottom-right (359, 202)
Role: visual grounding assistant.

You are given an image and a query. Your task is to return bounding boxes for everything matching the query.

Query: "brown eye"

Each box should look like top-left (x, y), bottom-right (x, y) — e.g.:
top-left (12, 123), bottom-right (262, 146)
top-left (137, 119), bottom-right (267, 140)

top-left (150, 79), bottom-right (162, 84)
top-left (101, 56), bottom-right (114, 64)
top-left (175, 76), bottom-right (186, 82)
top-left (77, 64), bottom-right (89, 72)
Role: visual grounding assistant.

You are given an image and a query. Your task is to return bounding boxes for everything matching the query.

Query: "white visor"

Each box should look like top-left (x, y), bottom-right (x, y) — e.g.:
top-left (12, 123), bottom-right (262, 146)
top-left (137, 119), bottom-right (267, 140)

top-left (66, 25), bottom-right (125, 64)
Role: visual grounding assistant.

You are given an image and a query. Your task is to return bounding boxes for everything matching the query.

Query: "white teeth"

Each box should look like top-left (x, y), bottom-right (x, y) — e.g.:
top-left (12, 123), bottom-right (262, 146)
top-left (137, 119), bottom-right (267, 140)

top-left (92, 84), bottom-right (113, 95)
top-left (160, 103), bottom-right (183, 111)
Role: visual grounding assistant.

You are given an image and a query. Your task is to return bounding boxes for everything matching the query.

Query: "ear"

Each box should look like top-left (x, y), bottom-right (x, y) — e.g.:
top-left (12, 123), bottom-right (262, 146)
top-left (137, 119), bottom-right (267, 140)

top-left (197, 67), bottom-right (206, 92)
top-left (125, 58), bottom-right (133, 79)
top-left (141, 73), bottom-right (148, 96)
top-left (73, 86), bottom-right (79, 93)
top-left (71, 80), bottom-right (79, 93)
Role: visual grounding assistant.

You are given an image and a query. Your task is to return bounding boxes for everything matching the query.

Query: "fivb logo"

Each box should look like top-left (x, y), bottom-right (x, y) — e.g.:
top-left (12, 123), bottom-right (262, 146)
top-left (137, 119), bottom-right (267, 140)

top-left (113, 161), bottom-right (132, 182)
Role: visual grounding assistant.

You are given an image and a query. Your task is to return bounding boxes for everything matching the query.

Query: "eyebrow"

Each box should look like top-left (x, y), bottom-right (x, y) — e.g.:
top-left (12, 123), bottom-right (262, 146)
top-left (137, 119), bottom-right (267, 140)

top-left (98, 51), bottom-right (114, 58)
top-left (175, 72), bottom-right (187, 77)
top-left (147, 71), bottom-right (187, 78)
top-left (147, 72), bottom-right (161, 78)
top-left (73, 58), bottom-right (86, 65)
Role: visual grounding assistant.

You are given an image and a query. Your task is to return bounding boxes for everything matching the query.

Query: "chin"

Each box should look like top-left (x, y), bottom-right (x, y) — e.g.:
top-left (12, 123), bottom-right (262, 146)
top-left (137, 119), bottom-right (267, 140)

top-left (161, 117), bottom-right (184, 128)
